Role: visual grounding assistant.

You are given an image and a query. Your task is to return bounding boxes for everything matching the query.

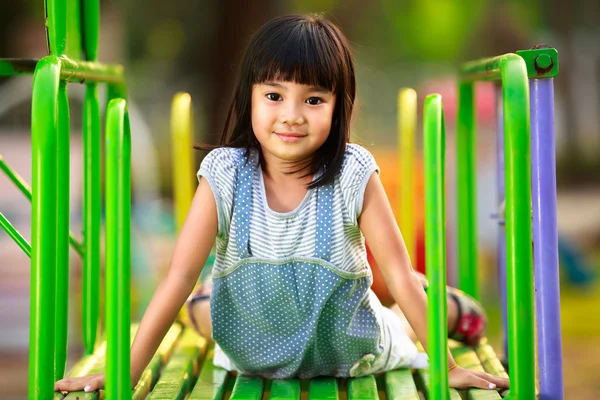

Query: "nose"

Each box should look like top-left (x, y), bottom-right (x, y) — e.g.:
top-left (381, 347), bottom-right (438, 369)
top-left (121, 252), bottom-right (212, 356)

top-left (279, 102), bottom-right (305, 125)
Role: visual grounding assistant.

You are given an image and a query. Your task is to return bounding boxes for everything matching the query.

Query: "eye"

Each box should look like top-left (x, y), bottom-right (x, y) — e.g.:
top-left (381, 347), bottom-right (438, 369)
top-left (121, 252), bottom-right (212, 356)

top-left (306, 97), bottom-right (323, 105)
top-left (266, 93), bottom-right (281, 101)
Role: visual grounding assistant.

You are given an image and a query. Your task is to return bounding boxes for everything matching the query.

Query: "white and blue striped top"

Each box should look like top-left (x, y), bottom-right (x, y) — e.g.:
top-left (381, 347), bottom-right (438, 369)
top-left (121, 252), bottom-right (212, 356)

top-left (198, 144), bottom-right (380, 278)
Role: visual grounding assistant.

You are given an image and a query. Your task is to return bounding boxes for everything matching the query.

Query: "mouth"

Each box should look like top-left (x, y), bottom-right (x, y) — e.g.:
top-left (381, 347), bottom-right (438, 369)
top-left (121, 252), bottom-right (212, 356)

top-left (274, 132), bottom-right (306, 142)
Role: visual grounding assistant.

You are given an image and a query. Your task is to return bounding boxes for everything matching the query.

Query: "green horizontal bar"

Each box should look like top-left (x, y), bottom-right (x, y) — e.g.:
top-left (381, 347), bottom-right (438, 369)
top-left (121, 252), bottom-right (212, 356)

top-left (0, 155), bottom-right (84, 257)
top-left (0, 56), bottom-right (124, 84)
top-left (0, 211), bottom-right (32, 257)
top-left (0, 59), bottom-right (38, 76)
top-left (460, 48), bottom-right (558, 82)
top-left (459, 54), bottom-right (508, 82)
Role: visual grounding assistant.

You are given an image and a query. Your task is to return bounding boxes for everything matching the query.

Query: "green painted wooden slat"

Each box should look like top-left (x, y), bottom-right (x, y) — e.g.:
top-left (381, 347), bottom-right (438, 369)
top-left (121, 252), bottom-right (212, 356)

top-left (466, 390), bottom-right (505, 400)
top-left (229, 375), bottom-right (264, 400)
top-left (132, 324), bottom-right (184, 399)
top-left (269, 379), bottom-right (301, 400)
top-left (385, 369), bottom-right (419, 400)
top-left (188, 348), bottom-right (229, 400)
top-left (450, 343), bottom-right (502, 400)
top-left (148, 329), bottom-right (207, 400)
top-left (64, 353), bottom-right (101, 378)
top-left (308, 378), bottom-right (338, 400)
top-left (59, 391), bottom-right (98, 400)
top-left (413, 368), bottom-right (462, 400)
top-left (475, 341), bottom-right (508, 379)
top-left (475, 341), bottom-right (510, 398)
top-left (347, 375), bottom-right (378, 400)
top-left (63, 324), bottom-right (184, 400)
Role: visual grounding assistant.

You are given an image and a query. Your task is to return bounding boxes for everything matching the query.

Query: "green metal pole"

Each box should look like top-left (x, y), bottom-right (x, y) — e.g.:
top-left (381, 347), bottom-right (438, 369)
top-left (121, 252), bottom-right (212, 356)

top-left (456, 82), bottom-right (478, 299)
top-left (502, 55), bottom-right (535, 400)
top-left (82, 0), bottom-right (102, 357)
top-left (82, 0), bottom-right (100, 62)
top-left (0, 57), bottom-right (124, 83)
top-left (105, 98), bottom-right (132, 400)
top-left (424, 94), bottom-right (449, 400)
top-left (29, 55), bottom-right (60, 400)
top-left (82, 83), bottom-right (101, 356)
top-left (54, 81), bottom-right (70, 382)
top-left (0, 212), bottom-right (32, 257)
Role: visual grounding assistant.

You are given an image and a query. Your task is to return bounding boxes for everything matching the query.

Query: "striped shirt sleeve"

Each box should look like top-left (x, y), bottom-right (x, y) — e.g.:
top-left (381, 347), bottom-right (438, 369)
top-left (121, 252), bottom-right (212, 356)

top-left (197, 147), bottom-right (243, 238)
top-left (339, 144), bottom-right (380, 224)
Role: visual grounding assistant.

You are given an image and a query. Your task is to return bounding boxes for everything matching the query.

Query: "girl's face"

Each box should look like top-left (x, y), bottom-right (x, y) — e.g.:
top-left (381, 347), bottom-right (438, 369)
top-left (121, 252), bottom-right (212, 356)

top-left (251, 80), bottom-right (336, 165)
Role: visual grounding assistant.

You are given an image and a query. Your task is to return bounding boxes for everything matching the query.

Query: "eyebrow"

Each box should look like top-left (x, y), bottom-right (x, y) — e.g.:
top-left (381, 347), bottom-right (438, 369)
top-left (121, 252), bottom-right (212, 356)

top-left (261, 82), bottom-right (332, 94)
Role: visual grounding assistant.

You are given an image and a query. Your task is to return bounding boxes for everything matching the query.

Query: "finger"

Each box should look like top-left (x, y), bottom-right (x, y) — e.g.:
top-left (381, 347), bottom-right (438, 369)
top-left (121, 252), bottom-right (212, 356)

top-left (468, 373), bottom-right (496, 390)
top-left (54, 379), bottom-right (71, 391)
top-left (472, 371), bottom-right (510, 388)
top-left (55, 379), bottom-right (86, 392)
top-left (85, 377), bottom-right (104, 392)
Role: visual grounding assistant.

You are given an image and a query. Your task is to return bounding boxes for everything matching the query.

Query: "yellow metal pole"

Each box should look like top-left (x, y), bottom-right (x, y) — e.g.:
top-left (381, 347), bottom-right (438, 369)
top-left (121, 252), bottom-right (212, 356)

top-left (398, 88), bottom-right (417, 264)
top-left (171, 92), bottom-right (197, 324)
top-left (171, 92), bottom-right (195, 232)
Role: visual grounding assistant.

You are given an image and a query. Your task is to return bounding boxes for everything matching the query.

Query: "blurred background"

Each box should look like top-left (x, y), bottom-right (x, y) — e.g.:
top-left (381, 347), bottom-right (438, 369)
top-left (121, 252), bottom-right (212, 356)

top-left (1, 0), bottom-right (599, 398)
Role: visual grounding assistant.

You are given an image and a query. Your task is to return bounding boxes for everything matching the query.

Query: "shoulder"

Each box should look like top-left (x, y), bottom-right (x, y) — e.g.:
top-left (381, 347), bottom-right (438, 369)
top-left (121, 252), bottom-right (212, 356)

top-left (200, 147), bottom-right (246, 172)
top-left (337, 144), bottom-right (380, 222)
top-left (341, 144), bottom-right (377, 172)
top-left (198, 147), bottom-right (248, 201)
top-left (339, 144), bottom-right (379, 183)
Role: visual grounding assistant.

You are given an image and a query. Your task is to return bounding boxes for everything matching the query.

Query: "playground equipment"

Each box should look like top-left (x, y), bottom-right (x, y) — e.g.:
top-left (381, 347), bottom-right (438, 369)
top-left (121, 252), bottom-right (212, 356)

top-left (458, 48), bottom-right (563, 400)
top-left (0, 2), bottom-right (564, 399)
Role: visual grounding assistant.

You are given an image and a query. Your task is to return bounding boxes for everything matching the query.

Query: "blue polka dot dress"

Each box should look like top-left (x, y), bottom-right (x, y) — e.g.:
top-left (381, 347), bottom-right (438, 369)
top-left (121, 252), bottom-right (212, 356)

top-left (201, 146), bottom-right (420, 379)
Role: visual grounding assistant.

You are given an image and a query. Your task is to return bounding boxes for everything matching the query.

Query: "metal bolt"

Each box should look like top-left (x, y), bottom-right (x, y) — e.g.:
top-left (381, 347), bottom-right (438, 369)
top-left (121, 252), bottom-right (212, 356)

top-left (535, 54), bottom-right (553, 71)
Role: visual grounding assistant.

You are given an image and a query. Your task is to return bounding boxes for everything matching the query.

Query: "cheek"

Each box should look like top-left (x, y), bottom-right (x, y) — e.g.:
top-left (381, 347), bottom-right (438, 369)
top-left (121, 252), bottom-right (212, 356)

top-left (251, 102), bottom-right (271, 134)
top-left (314, 108), bottom-right (335, 133)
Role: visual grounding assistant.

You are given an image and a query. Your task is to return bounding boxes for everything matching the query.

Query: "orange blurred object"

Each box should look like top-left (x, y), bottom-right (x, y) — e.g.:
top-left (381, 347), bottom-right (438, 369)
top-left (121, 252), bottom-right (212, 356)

top-left (365, 149), bottom-right (427, 305)
top-left (366, 226), bottom-right (425, 306)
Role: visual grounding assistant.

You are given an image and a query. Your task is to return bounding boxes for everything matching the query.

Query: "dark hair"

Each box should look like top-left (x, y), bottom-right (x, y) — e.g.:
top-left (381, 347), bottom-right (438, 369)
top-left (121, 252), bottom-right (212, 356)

top-left (196, 14), bottom-right (356, 189)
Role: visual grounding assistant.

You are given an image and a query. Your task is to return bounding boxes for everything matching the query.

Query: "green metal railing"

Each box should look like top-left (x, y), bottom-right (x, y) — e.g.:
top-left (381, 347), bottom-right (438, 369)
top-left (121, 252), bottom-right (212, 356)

top-left (457, 54), bottom-right (535, 400)
top-left (0, 0), bottom-right (131, 397)
top-left (24, 55), bottom-right (128, 399)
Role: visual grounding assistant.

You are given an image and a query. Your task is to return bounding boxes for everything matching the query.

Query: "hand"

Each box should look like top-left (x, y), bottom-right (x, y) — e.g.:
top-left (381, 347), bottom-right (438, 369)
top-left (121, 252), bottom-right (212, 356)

top-left (54, 373), bottom-right (105, 393)
top-left (448, 366), bottom-right (509, 390)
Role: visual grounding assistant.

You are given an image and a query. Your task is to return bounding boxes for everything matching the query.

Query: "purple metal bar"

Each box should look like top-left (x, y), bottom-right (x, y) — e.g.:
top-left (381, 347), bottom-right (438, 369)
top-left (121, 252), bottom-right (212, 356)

top-left (530, 78), bottom-right (564, 400)
top-left (495, 84), bottom-right (508, 360)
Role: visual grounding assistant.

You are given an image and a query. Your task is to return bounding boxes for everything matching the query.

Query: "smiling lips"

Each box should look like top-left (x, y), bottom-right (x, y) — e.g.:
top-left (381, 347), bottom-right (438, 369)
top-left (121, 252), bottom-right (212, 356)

top-left (275, 132), bottom-right (306, 142)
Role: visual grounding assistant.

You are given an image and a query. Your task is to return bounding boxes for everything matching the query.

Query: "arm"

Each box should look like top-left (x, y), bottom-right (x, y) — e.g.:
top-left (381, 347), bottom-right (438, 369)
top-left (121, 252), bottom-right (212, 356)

top-left (55, 177), bottom-right (218, 393)
top-left (358, 172), bottom-right (508, 390)
top-left (129, 177), bottom-right (218, 383)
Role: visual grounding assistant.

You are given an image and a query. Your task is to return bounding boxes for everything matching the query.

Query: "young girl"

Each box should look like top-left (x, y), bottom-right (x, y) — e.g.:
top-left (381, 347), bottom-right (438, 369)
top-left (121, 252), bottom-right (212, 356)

top-left (56, 14), bottom-right (508, 393)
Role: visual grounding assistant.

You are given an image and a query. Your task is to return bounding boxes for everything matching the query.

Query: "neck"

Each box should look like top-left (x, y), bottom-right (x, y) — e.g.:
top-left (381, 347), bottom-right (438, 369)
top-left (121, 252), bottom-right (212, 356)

top-left (261, 151), bottom-right (314, 186)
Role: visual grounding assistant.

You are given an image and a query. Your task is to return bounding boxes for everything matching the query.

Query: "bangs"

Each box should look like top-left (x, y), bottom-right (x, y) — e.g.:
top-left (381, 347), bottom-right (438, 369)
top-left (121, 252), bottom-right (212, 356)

top-left (249, 17), bottom-right (344, 92)
top-left (212, 14), bottom-right (356, 190)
